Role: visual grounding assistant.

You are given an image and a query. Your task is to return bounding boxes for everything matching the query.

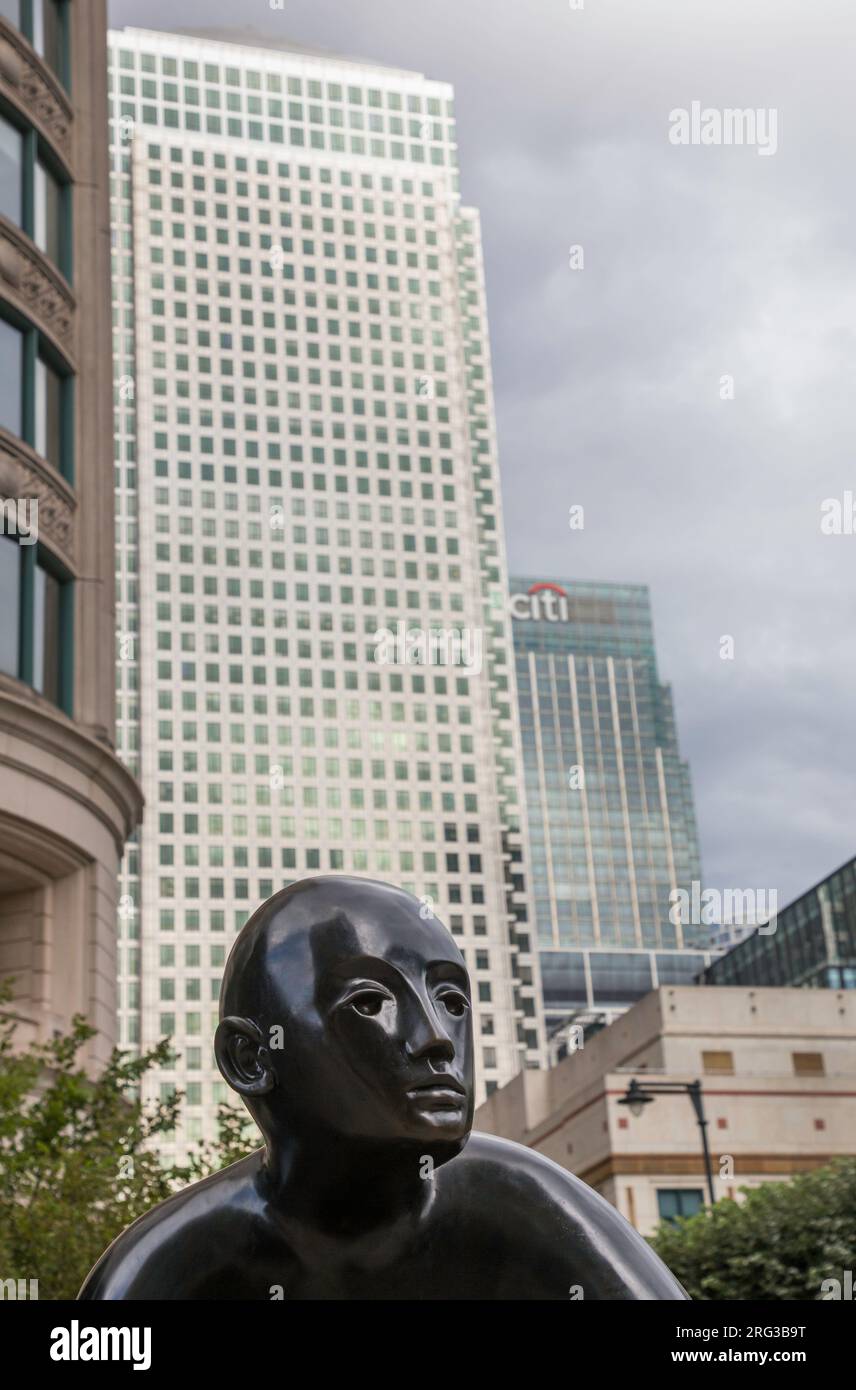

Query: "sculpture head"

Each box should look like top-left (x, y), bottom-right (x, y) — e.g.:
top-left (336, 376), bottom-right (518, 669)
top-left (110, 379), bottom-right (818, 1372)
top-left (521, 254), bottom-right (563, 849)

top-left (215, 876), bottom-right (474, 1164)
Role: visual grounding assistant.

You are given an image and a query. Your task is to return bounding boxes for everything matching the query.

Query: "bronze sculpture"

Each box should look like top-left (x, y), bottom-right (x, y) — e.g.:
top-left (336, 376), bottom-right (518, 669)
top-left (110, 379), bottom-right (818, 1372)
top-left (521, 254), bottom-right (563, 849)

top-left (79, 876), bottom-right (688, 1299)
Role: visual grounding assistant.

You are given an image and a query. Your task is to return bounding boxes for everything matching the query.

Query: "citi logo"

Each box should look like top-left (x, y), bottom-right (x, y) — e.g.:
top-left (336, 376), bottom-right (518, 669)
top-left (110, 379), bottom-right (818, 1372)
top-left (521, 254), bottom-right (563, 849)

top-left (510, 582), bottom-right (569, 622)
top-left (50, 1320), bottom-right (151, 1371)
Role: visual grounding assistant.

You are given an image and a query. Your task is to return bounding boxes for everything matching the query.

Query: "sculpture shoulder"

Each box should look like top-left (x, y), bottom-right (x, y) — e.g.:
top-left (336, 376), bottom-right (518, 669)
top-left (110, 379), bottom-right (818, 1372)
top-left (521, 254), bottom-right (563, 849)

top-left (446, 1130), bottom-right (611, 1219)
top-left (453, 1130), bottom-right (604, 1202)
top-left (78, 1151), bottom-right (266, 1300)
top-left (439, 1132), bottom-right (688, 1300)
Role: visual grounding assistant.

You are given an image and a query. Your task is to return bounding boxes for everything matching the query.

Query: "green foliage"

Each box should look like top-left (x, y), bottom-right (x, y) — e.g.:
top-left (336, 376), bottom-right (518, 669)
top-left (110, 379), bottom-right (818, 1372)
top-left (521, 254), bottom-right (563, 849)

top-left (0, 979), bottom-right (258, 1299)
top-left (651, 1160), bottom-right (856, 1300)
top-left (205, 1098), bottom-right (259, 1171)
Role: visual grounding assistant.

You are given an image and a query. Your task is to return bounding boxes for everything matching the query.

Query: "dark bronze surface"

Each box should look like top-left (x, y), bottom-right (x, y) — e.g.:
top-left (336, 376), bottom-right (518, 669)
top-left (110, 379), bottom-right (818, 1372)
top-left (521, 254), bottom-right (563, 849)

top-left (79, 876), bottom-right (689, 1300)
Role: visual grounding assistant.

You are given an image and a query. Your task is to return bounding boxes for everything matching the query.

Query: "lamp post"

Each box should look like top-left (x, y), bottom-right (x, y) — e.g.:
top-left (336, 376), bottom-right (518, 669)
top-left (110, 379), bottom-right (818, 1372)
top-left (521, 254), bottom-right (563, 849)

top-left (618, 1078), bottom-right (716, 1206)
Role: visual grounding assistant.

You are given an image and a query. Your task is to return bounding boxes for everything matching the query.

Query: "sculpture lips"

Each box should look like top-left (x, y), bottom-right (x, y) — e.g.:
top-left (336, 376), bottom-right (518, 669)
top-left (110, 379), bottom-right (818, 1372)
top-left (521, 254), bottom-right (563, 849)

top-left (407, 1077), bottom-right (466, 1098)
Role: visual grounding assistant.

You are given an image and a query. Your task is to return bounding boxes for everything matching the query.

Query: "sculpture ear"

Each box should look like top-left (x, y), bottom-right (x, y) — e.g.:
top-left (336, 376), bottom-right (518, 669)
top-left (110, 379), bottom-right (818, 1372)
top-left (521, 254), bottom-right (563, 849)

top-left (215, 1016), bottom-right (275, 1096)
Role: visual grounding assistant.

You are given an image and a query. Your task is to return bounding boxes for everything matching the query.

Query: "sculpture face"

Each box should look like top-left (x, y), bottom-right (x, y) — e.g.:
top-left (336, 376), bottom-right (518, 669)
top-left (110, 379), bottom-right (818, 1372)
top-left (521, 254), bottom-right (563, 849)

top-left (218, 879), bottom-right (475, 1151)
top-left (305, 915), bottom-right (474, 1144)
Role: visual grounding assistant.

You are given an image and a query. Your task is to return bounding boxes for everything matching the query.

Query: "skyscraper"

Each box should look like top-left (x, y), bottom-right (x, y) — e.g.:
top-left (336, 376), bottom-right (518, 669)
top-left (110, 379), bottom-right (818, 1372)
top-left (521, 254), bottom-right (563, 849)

top-left (0, 1), bottom-right (141, 1068)
top-left (109, 26), bottom-right (544, 1156)
top-left (510, 577), bottom-right (709, 1041)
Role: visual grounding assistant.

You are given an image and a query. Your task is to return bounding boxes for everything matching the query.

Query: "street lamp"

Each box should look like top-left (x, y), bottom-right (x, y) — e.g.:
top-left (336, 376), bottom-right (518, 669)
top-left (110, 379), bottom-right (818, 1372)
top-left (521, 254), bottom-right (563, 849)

top-left (621, 1079), bottom-right (653, 1118)
top-left (618, 1078), bottom-right (716, 1205)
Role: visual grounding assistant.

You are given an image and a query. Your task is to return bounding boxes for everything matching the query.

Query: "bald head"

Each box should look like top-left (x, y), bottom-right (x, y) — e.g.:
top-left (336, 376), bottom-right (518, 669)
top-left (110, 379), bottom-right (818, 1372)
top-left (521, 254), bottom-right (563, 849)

top-left (220, 875), bottom-right (465, 1025)
top-left (215, 876), bottom-right (474, 1150)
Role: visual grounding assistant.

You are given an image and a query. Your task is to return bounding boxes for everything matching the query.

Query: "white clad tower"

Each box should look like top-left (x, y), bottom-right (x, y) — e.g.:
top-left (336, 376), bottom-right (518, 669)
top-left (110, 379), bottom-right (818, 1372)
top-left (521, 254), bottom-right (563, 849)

top-left (108, 26), bottom-right (545, 1160)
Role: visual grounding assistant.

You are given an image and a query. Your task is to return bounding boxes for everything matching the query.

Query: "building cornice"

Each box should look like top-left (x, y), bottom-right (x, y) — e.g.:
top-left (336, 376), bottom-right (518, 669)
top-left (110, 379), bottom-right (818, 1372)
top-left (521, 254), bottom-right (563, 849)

top-left (578, 1152), bottom-right (846, 1188)
top-left (0, 216), bottom-right (77, 365)
top-left (0, 683), bottom-right (143, 852)
top-left (0, 427), bottom-right (77, 570)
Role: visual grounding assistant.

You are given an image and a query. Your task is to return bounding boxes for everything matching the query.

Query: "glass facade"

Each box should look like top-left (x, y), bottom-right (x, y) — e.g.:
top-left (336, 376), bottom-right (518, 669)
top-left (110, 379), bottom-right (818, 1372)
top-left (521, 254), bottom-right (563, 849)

top-left (0, 315), bottom-right (22, 436)
top-left (541, 945), bottom-right (711, 1013)
top-left (511, 577), bottom-right (705, 1031)
top-left (34, 157), bottom-right (65, 268)
top-left (702, 855), bottom-right (856, 990)
top-left (0, 113), bottom-right (22, 224)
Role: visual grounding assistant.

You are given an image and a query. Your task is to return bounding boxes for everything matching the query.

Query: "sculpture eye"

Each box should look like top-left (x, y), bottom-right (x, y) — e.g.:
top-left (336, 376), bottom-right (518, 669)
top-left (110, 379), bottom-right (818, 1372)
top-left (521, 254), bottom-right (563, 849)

top-left (438, 990), bottom-right (469, 1018)
top-left (351, 990), bottom-right (387, 1017)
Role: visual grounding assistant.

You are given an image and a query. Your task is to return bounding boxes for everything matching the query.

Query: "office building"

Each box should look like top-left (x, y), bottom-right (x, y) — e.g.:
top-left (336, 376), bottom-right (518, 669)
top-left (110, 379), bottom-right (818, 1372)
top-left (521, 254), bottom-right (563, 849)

top-left (477, 985), bottom-right (856, 1236)
top-left (510, 577), bottom-right (707, 1038)
top-left (0, 0), bottom-right (141, 1067)
top-left (108, 26), bottom-right (544, 1156)
top-left (703, 854), bottom-right (856, 991)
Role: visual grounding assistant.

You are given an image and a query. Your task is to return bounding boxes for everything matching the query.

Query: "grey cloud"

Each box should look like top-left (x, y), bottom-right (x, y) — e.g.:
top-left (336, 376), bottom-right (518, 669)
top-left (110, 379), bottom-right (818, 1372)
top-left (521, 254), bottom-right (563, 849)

top-left (109, 0), bottom-right (856, 905)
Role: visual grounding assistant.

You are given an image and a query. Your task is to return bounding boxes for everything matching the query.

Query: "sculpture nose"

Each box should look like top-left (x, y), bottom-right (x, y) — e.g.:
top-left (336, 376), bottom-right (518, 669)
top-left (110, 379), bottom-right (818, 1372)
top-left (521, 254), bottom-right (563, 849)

top-left (405, 996), bottom-right (455, 1063)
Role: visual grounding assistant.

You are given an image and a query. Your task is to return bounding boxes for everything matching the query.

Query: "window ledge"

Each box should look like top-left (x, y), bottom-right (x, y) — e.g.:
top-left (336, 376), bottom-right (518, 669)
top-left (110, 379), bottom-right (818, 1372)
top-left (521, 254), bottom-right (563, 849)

top-left (0, 214), bottom-right (76, 365)
top-left (0, 426), bottom-right (76, 567)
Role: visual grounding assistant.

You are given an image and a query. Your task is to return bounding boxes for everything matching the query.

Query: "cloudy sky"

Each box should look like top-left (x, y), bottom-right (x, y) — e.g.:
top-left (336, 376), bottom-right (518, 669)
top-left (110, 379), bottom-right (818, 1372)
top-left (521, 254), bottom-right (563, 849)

top-left (109, 0), bottom-right (856, 908)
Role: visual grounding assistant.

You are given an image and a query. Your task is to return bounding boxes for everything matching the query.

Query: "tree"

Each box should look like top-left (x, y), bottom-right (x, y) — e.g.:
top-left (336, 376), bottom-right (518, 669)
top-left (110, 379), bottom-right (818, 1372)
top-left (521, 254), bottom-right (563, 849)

top-left (650, 1160), bottom-right (856, 1300)
top-left (0, 980), bottom-right (258, 1299)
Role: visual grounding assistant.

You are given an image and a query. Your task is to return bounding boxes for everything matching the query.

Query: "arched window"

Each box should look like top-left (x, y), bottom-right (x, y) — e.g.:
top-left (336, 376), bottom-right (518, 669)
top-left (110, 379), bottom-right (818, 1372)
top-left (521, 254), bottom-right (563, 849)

top-left (0, 308), bottom-right (74, 480)
top-left (0, 530), bottom-right (21, 678)
top-left (0, 107), bottom-right (72, 280)
top-left (0, 529), bottom-right (72, 711)
top-left (0, 2), bottom-right (69, 90)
